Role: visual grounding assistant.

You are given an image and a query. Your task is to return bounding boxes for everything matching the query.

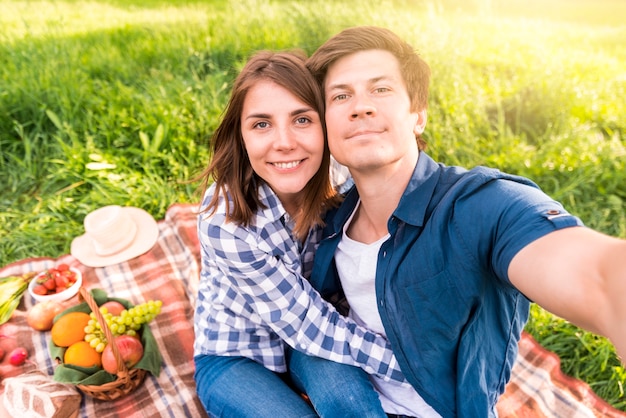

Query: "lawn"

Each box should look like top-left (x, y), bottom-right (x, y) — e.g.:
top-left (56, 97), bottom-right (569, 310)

top-left (1, 0), bottom-right (625, 410)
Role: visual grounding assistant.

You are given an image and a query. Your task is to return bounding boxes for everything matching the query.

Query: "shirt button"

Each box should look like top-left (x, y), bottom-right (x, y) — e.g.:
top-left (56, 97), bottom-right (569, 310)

top-left (379, 300), bottom-right (384, 307)
top-left (300, 343), bottom-right (307, 350)
top-left (546, 209), bottom-right (560, 215)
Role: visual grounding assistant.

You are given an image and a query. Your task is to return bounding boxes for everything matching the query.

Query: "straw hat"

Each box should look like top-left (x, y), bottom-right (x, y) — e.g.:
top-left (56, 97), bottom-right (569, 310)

top-left (71, 205), bottom-right (159, 267)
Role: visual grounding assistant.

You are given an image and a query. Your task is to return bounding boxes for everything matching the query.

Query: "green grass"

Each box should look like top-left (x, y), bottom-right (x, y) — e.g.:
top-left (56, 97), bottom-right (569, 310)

top-left (1, 0), bottom-right (625, 410)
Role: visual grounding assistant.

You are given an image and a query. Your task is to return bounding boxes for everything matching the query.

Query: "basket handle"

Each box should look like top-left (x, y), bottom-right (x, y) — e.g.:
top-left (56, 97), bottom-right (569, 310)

top-left (78, 287), bottom-right (129, 378)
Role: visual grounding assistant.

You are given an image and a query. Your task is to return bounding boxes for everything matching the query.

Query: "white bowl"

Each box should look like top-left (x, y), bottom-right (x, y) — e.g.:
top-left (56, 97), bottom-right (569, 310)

top-left (28, 267), bottom-right (83, 303)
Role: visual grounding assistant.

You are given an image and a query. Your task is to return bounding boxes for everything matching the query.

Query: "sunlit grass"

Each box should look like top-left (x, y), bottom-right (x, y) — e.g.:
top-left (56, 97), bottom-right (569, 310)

top-left (1, 0), bottom-right (625, 410)
top-left (0, 1), bottom-right (212, 42)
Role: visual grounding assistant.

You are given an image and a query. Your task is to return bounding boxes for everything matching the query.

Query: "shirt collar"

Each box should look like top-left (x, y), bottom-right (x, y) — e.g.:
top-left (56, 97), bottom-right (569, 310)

top-left (257, 181), bottom-right (293, 225)
top-left (330, 152), bottom-right (442, 232)
top-left (393, 152), bottom-right (441, 227)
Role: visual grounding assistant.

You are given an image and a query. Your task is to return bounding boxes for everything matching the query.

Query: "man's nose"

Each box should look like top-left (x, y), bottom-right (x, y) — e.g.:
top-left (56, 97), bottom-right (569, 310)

top-left (350, 94), bottom-right (376, 119)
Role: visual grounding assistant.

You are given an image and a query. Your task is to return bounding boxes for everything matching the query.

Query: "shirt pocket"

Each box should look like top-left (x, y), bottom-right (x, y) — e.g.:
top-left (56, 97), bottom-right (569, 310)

top-left (402, 269), bottom-right (470, 344)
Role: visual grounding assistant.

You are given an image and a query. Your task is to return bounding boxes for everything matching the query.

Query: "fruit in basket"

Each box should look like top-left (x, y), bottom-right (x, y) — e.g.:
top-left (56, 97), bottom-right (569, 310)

top-left (64, 341), bottom-right (102, 368)
top-left (51, 311), bottom-right (91, 347)
top-left (27, 300), bottom-right (64, 331)
top-left (84, 299), bottom-right (163, 348)
top-left (101, 335), bottom-right (144, 374)
top-left (100, 301), bottom-right (126, 316)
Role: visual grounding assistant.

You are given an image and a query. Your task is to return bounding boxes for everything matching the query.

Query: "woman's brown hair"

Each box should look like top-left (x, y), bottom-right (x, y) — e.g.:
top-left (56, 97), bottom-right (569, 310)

top-left (197, 50), bottom-right (339, 239)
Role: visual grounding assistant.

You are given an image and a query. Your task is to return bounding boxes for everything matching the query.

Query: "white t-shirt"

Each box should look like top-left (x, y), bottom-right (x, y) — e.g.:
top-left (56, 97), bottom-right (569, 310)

top-left (335, 202), bottom-right (441, 417)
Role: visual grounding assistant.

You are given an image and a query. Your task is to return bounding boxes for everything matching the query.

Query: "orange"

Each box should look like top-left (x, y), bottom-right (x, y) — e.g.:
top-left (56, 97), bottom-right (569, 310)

top-left (51, 311), bottom-right (91, 347)
top-left (64, 341), bottom-right (102, 368)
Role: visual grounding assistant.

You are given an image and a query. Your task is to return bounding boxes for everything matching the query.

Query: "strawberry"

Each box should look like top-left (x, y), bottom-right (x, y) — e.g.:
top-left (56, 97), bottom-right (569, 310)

top-left (32, 284), bottom-right (49, 295)
top-left (55, 275), bottom-right (70, 288)
top-left (43, 277), bottom-right (56, 290)
top-left (56, 263), bottom-right (70, 272)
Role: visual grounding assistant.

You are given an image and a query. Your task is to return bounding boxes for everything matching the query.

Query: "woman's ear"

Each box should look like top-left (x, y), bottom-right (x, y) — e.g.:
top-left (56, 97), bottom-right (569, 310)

top-left (414, 110), bottom-right (427, 136)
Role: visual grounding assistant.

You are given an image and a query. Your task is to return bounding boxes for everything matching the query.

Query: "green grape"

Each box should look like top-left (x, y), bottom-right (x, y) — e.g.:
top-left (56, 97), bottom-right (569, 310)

top-left (89, 337), bottom-right (101, 349)
top-left (84, 299), bottom-right (164, 345)
top-left (84, 313), bottom-right (108, 347)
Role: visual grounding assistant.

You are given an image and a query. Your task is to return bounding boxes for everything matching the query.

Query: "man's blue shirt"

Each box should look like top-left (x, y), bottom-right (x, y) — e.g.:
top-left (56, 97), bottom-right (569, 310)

top-left (310, 152), bottom-right (583, 417)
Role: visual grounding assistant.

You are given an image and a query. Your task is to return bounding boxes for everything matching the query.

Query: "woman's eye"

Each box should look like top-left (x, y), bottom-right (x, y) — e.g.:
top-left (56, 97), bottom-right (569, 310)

top-left (295, 116), bottom-right (311, 125)
top-left (253, 121), bottom-right (269, 129)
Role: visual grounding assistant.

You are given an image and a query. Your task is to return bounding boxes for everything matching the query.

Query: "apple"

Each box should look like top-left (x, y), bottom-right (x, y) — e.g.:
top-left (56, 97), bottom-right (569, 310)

top-left (27, 301), bottom-right (64, 331)
top-left (100, 301), bottom-right (126, 316)
top-left (101, 335), bottom-right (144, 374)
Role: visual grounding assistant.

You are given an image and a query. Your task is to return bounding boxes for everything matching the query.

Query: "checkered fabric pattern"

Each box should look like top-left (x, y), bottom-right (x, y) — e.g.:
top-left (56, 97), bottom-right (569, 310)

top-left (0, 203), bottom-right (624, 417)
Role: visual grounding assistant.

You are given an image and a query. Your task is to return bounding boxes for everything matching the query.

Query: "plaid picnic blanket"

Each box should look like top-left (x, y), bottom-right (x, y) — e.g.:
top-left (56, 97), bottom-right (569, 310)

top-left (0, 203), bottom-right (624, 418)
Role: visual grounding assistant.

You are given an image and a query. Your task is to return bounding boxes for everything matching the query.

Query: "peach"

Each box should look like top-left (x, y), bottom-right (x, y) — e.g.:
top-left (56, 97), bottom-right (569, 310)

top-left (100, 301), bottom-right (126, 316)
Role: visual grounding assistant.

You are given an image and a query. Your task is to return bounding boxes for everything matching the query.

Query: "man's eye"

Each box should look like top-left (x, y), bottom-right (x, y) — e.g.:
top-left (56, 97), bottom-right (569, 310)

top-left (333, 94), bottom-right (348, 102)
top-left (375, 87), bottom-right (390, 93)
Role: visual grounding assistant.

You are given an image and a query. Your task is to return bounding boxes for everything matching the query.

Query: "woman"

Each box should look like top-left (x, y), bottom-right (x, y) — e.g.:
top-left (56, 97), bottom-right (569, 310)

top-left (193, 51), bottom-right (404, 417)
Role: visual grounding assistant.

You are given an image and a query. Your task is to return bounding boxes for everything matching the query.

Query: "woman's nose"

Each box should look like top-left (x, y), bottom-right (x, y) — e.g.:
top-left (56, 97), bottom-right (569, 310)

top-left (273, 126), bottom-right (297, 150)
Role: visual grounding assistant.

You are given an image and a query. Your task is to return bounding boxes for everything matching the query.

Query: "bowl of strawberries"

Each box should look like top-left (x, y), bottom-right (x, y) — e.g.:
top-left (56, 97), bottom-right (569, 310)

top-left (28, 264), bottom-right (82, 302)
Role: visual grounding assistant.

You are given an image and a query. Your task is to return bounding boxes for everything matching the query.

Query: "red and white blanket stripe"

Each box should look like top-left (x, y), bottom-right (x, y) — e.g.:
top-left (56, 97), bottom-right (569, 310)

top-left (0, 203), bottom-right (624, 418)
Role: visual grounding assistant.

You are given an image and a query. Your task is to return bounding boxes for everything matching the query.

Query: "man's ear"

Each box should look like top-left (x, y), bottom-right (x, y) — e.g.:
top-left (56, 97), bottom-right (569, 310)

top-left (414, 110), bottom-right (427, 136)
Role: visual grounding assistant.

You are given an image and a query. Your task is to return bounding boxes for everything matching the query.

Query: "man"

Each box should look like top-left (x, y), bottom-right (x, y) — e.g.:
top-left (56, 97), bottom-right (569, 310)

top-left (296, 26), bottom-right (626, 417)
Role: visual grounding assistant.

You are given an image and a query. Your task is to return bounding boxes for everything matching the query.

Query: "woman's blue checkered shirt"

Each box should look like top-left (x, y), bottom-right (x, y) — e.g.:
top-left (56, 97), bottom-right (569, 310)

top-left (193, 181), bottom-right (406, 384)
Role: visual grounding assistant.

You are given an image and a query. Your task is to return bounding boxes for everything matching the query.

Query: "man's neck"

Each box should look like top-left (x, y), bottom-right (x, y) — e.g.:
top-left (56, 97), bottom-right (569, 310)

top-left (346, 153), bottom-right (418, 244)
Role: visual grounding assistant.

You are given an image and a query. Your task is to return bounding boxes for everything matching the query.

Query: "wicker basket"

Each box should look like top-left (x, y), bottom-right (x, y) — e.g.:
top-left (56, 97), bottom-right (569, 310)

top-left (75, 287), bottom-right (147, 400)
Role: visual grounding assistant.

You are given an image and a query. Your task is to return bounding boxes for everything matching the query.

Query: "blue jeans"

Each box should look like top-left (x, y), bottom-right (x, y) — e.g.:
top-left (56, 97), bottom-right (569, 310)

top-left (194, 354), bottom-right (317, 417)
top-left (287, 348), bottom-right (387, 418)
